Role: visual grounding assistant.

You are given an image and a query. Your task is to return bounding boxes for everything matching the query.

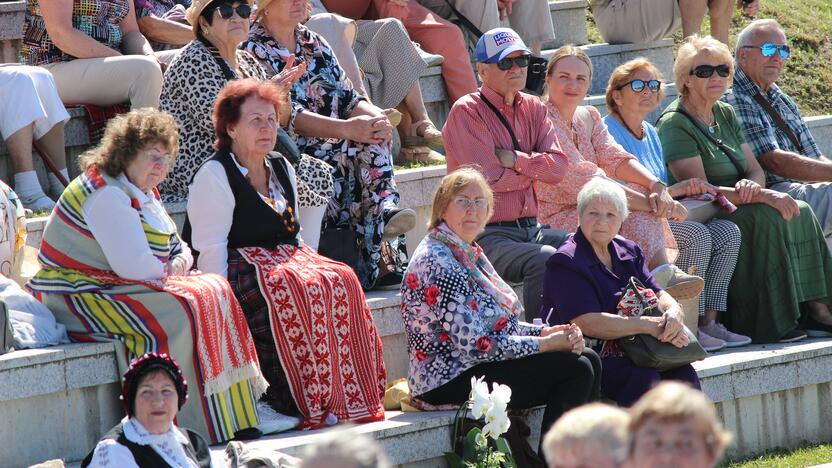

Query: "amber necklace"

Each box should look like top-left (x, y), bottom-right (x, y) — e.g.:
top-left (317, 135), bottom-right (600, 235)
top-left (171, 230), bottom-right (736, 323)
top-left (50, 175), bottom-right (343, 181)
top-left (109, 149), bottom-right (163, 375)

top-left (613, 110), bottom-right (645, 140)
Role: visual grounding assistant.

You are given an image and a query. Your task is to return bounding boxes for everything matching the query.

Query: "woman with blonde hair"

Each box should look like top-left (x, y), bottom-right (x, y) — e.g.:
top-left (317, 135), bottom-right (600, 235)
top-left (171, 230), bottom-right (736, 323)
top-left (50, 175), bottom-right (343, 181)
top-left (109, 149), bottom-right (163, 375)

top-left (27, 108), bottom-right (268, 443)
top-left (534, 45), bottom-right (703, 302)
top-left (542, 403), bottom-right (629, 468)
top-left (628, 382), bottom-right (731, 468)
top-left (401, 167), bottom-right (600, 441)
top-left (657, 35), bottom-right (832, 342)
top-left (604, 58), bottom-right (749, 351)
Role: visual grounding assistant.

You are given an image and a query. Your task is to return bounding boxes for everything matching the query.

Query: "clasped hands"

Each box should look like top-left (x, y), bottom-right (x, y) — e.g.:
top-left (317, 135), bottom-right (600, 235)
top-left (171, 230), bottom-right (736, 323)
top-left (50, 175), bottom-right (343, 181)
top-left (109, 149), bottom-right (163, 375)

top-left (539, 323), bottom-right (585, 354)
top-left (644, 305), bottom-right (689, 348)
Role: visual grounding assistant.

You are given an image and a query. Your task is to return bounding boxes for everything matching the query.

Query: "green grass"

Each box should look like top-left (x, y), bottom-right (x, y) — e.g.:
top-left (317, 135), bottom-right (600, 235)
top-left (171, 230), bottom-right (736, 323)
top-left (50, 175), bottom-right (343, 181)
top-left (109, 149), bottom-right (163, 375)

top-left (584, 0), bottom-right (832, 116)
top-left (394, 159), bottom-right (445, 171)
top-left (721, 443), bottom-right (832, 467)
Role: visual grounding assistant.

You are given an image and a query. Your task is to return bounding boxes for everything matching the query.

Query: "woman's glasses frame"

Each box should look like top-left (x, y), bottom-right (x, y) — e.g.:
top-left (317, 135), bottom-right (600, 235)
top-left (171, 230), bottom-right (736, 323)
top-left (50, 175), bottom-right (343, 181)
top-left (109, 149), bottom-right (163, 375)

top-left (689, 64), bottom-right (730, 79)
top-left (215, 3), bottom-right (252, 20)
top-left (452, 197), bottom-right (488, 211)
top-left (618, 79), bottom-right (662, 93)
top-left (741, 42), bottom-right (791, 59)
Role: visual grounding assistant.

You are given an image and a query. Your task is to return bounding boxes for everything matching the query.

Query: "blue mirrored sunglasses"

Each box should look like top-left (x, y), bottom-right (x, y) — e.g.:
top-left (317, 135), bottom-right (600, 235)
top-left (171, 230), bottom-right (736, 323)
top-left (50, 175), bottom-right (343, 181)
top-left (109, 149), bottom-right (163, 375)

top-left (742, 42), bottom-right (790, 59)
top-left (618, 79), bottom-right (662, 93)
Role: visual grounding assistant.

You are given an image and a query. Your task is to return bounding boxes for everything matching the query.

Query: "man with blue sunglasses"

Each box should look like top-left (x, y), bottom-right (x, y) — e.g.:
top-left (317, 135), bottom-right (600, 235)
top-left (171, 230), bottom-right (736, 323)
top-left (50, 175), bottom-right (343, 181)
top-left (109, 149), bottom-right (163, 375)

top-left (724, 19), bottom-right (832, 250)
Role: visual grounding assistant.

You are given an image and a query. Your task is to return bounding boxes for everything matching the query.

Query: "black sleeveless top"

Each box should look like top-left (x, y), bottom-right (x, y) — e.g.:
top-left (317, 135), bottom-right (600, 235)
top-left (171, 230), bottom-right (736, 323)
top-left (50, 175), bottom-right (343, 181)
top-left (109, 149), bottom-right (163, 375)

top-left (81, 422), bottom-right (211, 468)
top-left (183, 149), bottom-right (301, 250)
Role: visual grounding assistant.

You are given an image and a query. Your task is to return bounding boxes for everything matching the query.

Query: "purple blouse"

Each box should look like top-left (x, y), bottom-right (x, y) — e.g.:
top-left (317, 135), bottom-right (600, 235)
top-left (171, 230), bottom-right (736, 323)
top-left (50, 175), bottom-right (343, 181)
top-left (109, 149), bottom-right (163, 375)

top-left (541, 228), bottom-right (663, 343)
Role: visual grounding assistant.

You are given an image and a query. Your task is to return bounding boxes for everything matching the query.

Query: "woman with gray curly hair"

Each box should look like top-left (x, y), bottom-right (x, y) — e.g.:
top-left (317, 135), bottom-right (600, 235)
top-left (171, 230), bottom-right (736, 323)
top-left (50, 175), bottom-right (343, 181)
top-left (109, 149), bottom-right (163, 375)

top-left (28, 108), bottom-right (267, 444)
top-left (541, 177), bottom-right (701, 407)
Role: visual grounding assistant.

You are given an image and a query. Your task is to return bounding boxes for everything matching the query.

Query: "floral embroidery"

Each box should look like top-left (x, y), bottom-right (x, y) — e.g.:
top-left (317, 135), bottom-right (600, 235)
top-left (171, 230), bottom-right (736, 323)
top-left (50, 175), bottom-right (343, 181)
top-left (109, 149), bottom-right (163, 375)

top-left (400, 223), bottom-right (543, 396)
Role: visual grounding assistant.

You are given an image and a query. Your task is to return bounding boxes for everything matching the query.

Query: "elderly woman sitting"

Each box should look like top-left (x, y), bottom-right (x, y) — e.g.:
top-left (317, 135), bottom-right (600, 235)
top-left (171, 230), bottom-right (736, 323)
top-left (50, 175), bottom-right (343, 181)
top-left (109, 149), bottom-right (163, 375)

top-left (401, 167), bottom-right (600, 440)
top-left (241, 0), bottom-right (416, 290)
top-left (628, 382), bottom-right (731, 468)
top-left (187, 79), bottom-right (387, 429)
top-left (657, 35), bottom-right (832, 342)
top-left (542, 403), bottom-right (629, 468)
top-left (541, 178), bottom-right (701, 407)
top-left (535, 45), bottom-right (702, 300)
top-left (83, 353), bottom-right (211, 467)
top-left (603, 58), bottom-right (750, 352)
top-left (27, 109), bottom-right (266, 443)
top-left (21, 0), bottom-right (161, 108)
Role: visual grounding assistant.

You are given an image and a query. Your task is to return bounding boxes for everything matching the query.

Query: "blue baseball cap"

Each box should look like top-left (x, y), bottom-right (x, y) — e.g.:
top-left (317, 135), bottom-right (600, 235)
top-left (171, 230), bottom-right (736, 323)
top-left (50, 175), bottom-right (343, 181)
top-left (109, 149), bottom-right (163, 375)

top-left (475, 28), bottom-right (531, 64)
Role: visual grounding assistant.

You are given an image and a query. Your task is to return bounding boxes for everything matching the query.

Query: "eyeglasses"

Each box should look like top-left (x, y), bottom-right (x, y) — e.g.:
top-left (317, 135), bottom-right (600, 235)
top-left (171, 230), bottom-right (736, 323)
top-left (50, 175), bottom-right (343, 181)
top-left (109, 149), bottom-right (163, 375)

top-left (215, 3), bottom-right (252, 19)
top-left (742, 42), bottom-right (790, 59)
top-left (143, 150), bottom-right (174, 167)
top-left (618, 79), bottom-right (662, 93)
top-left (496, 55), bottom-right (531, 71)
top-left (453, 197), bottom-right (488, 211)
top-left (689, 64), bottom-right (730, 79)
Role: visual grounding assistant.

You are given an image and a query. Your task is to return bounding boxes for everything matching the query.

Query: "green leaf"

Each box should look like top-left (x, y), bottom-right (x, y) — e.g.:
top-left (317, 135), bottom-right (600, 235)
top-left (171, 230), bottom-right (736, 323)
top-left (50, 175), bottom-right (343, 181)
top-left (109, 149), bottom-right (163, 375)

top-left (444, 452), bottom-right (466, 468)
top-left (495, 437), bottom-right (516, 468)
top-left (462, 428), bottom-right (484, 461)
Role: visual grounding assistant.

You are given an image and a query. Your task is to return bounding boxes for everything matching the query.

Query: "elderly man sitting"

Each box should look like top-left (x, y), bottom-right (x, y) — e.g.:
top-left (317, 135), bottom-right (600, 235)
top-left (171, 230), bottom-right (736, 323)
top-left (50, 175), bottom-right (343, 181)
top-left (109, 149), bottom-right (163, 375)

top-left (442, 27), bottom-right (569, 318)
top-left (723, 19), bottom-right (832, 250)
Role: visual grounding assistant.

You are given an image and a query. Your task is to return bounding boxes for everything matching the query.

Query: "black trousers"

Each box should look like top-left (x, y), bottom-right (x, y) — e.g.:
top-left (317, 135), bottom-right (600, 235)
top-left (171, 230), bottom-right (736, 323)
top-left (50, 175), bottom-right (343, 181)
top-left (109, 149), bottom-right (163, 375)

top-left (419, 349), bottom-right (601, 435)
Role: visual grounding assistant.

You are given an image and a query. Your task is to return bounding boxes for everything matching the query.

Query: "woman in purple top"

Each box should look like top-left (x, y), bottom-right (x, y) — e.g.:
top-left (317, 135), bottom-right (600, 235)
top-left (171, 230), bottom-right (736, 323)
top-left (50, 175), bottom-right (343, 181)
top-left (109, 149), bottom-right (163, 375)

top-left (541, 178), bottom-right (700, 407)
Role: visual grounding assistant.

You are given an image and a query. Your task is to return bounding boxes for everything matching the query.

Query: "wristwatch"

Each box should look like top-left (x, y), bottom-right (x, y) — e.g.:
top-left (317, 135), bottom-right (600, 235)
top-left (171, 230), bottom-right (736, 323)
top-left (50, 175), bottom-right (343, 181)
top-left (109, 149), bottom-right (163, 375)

top-left (650, 179), bottom-right (668, 191)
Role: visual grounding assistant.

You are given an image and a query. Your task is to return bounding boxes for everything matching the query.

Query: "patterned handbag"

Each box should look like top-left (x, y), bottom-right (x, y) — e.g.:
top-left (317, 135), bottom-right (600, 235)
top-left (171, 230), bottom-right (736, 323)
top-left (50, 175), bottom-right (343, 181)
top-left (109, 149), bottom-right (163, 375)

top-left (615, 277), bottom-right (707, 371)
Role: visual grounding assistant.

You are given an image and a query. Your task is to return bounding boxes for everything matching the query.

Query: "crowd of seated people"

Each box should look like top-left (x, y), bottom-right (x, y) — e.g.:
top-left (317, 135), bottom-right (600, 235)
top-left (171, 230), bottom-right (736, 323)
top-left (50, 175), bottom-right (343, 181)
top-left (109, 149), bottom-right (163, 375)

top-left (5, 0), bottom-right (832, 463)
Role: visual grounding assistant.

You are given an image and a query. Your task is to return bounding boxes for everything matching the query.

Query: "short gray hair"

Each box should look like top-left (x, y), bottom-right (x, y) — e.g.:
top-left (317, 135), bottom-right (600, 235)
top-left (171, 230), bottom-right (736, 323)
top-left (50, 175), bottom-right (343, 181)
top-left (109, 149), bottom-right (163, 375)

top-left (577, 177), bottom-right (629, 220)
top-left (736, 19), bottom-right (786, 60)
top-left (299, 428), bottom-right (391, 468)
top-left (542, 403), bottom-right (630, 466)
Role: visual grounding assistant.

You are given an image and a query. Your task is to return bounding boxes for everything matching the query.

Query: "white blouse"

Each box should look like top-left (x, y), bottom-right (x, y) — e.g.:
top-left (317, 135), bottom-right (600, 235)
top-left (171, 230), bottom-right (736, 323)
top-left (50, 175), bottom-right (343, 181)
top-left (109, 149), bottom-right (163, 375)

top-left (187, 153), bottom-right (299, 278)
top-left (83, 174), bottom-right (193, 280)
top-left (87, 417), bottom-right (206, 468)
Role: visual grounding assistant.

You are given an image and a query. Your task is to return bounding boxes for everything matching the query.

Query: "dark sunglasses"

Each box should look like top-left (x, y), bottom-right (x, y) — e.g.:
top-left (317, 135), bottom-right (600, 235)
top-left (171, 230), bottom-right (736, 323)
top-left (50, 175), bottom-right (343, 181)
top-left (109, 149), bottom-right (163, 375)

top-left (619, 79), bottom-right (662, 93)
top-left (689, 64), bottom-right (730, 79)
top-left (215, 3), bottom-right (251, 19)
top-left (742, 42), bottom-right (791, 59)
top-left (496, 55), bottom-right (531, 71)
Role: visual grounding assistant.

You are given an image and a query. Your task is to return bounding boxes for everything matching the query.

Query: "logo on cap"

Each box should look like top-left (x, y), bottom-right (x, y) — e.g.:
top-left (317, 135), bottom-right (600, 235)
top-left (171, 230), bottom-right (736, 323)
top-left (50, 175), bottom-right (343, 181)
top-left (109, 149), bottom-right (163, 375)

top-left (493, 31), bottom-right (516, 47)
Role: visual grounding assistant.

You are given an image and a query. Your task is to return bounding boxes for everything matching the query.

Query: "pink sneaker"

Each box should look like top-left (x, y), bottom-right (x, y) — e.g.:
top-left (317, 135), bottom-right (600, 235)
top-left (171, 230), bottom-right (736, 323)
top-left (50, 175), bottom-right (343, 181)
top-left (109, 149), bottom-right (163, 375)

top-left (700, 322), bottom-right (752, 347)
top-left (697, 330), bottom-right (726, 352)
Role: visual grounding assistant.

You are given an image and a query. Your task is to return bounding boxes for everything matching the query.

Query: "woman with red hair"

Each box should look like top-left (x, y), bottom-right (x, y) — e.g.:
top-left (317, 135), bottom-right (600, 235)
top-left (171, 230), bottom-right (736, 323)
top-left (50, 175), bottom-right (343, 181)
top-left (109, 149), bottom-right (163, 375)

top-left (186, 79), bottom-right (387, 430)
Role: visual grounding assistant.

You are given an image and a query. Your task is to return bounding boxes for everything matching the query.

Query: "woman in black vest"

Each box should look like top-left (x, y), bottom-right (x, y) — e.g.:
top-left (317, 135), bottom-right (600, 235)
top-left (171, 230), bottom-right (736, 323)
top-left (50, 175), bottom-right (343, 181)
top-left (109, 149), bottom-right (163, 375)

top-left (186, 79), bottom-right (387, 431)
top-left (83, 353), bottom-right (211, 467)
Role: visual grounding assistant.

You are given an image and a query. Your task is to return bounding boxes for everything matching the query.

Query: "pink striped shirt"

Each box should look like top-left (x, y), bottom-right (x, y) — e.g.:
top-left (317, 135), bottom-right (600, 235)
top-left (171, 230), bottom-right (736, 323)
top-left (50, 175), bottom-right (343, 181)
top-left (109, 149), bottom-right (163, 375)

top-left (443, 85), bottom-right (568, 223)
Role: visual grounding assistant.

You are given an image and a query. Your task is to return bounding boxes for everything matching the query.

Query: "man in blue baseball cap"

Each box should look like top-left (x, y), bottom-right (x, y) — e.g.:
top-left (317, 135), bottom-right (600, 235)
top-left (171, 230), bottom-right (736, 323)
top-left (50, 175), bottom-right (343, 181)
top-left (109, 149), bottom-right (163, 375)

top-left (442, 27), bottom-right (570, 318)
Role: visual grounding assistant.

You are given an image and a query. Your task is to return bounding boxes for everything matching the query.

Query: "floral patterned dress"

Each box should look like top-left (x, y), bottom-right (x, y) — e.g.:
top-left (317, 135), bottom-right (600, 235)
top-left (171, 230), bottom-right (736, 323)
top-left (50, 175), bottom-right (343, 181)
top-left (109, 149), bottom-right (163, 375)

top-left (241, 22), bottom-right (401, 289)
top-left (400, 223), bottom-right (543, 396)
top-left (535, 104), bottom-right (677, 264)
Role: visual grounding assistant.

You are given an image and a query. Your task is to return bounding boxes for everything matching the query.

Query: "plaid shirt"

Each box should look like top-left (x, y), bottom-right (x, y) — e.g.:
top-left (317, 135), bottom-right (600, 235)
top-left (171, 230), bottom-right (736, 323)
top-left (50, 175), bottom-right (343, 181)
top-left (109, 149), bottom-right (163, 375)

top-left (722, 66), bottom-right (822, 186)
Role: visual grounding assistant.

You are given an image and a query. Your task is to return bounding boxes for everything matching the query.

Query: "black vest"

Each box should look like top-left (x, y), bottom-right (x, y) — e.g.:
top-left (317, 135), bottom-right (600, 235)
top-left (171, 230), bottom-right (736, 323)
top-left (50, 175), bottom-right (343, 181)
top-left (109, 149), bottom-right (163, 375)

top-left (183, 149), bottom-right (300, 251)
top-left (81, 422), bottom-right (211, 468)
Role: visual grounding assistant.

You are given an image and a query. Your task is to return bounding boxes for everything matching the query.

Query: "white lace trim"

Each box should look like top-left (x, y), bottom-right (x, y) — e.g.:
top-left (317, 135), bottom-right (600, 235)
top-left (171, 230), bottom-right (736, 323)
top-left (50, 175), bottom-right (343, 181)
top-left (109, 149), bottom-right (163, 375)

top-left (122, 417), bottom-right (199, 468)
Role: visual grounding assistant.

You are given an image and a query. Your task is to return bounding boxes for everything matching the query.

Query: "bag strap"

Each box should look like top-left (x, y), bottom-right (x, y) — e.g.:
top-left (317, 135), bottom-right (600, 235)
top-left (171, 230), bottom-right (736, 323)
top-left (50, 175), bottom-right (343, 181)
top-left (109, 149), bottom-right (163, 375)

top-left (575, 106), bottom-right (595, 144)
top-left (444, 0), bottom-right (485, 38)
top-left (750, 90), bottom-right (805, 153)
top-left (479, 92), bottom-right (522, 151)
top-left (658, 107), bottom-right (747, 177)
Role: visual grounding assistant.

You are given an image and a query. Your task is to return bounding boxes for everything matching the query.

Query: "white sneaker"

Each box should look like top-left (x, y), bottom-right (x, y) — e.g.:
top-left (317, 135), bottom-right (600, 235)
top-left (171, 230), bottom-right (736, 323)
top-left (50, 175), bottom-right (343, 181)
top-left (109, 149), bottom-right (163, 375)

top-left (20, 193), bottom-right (55, 213)
top-left (256, 400), bottom-right (300, 435)
top-left (653, 265), bottom-right (704, 300)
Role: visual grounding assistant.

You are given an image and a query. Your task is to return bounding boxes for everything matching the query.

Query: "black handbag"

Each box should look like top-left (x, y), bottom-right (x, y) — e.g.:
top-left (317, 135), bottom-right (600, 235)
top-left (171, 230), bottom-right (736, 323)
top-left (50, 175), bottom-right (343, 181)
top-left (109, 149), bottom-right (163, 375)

top-left (0, 300), bottom-right (13, 355)
top-left (317, 227), bottom-right (360, 269)
top-left (615, 277), bottom-right (707, 372)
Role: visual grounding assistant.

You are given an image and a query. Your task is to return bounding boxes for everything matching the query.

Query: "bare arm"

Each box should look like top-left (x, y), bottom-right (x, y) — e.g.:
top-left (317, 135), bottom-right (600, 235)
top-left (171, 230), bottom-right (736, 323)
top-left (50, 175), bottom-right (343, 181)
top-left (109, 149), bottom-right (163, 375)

top-left (40, 0), bottom-right (122, 58)
top-left (571, 311), bottom-right (660, 340)
top-left (119, 2), bottom-right (154, 56)
top-left (758, 149), bottom-right (832, 182)
top-left (136, 16), bottom-right (193, 46)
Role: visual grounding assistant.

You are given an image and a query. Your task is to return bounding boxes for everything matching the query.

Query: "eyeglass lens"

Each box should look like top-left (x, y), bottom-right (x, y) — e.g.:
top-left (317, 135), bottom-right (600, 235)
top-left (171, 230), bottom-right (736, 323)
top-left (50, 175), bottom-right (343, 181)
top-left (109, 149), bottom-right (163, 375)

top-left (627, 79), bottom-right (661, 93)
top-left (691, 64), bottom-right (730, 78)
top-left (497, 55), bottom-right (531, 71)
top-left (760, 42), bottom-right (790, 59)
top-left (217, 3), bottom-right (251, 19)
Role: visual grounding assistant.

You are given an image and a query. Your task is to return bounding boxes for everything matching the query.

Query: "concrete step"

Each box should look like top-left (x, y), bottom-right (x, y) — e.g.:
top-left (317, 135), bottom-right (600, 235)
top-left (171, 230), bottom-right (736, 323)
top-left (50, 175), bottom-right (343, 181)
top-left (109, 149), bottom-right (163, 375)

top-left (543, 0), bottom-right (589, 49)
top-left (0, 0), bottom-right (24, 63)
top-left (543, 39), bottom-right (676, 95)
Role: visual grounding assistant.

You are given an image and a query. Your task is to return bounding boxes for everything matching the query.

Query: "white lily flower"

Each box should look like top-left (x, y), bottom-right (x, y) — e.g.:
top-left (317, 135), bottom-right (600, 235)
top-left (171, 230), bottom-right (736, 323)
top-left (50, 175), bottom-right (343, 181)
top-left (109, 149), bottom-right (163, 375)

top-left (489, 382), bottom-right (512, 413)
top-left (469, 376), bottom-right (492, 419)
top-left (482, 410), bottom-right (511, 440)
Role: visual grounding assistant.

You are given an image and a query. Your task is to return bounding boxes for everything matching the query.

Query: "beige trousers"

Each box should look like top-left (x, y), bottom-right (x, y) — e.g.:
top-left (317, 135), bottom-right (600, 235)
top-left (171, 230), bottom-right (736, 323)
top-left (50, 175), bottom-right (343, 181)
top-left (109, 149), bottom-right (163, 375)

top-left (43, 55), bottom-right (163, 109)
top-left (419, 0), bottom-right (555, 47)
top-left (590, 0), bottom-right (682, 44)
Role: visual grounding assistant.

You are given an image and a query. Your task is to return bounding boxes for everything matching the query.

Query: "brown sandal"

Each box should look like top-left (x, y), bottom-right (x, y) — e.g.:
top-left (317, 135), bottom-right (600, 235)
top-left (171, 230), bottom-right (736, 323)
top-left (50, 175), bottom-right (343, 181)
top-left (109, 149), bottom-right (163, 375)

top-left (402, 119), bottom-right (443, 149)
